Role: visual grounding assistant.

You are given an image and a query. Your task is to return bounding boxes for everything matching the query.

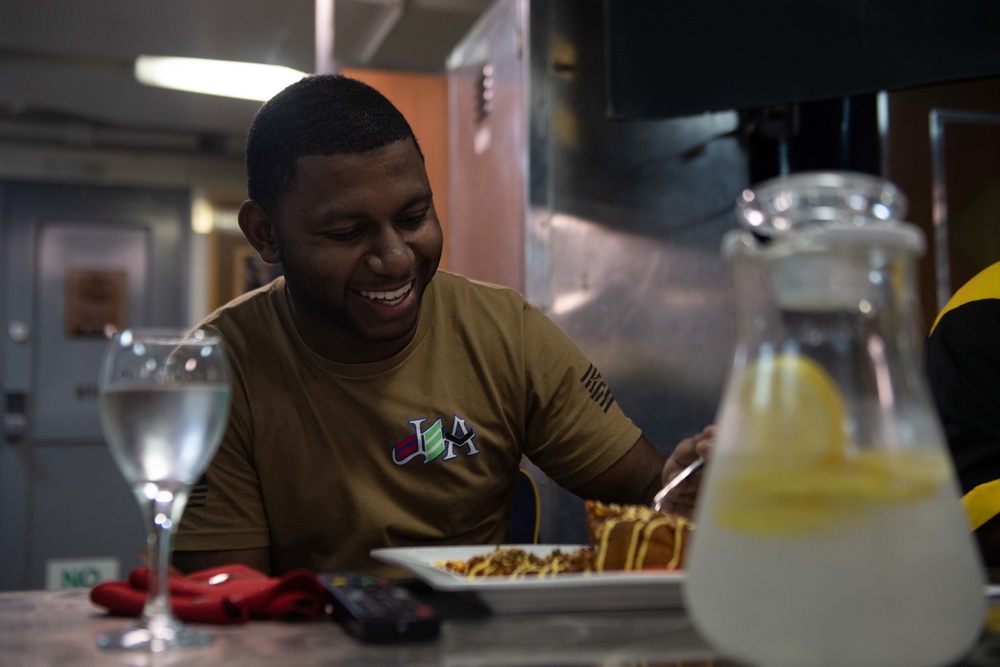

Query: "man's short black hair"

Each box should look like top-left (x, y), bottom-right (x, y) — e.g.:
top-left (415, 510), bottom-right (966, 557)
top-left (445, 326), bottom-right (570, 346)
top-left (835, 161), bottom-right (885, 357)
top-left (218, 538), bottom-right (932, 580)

top-left (245, 74), bottom-right (421, 219)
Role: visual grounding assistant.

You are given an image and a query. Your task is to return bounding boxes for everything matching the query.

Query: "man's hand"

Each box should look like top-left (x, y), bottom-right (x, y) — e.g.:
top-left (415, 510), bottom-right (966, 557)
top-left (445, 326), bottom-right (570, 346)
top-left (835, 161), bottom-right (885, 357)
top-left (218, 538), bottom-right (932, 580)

top-left (656, 425), bottom-right (714, 518)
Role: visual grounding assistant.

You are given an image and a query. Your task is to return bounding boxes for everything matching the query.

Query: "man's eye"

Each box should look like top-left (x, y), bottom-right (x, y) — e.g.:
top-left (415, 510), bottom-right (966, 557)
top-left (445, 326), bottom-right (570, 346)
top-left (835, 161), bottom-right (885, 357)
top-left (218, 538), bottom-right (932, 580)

top-left (325, 227), bottom-right (365, 242)
top-left (398, 211), bottom-right (428, 228)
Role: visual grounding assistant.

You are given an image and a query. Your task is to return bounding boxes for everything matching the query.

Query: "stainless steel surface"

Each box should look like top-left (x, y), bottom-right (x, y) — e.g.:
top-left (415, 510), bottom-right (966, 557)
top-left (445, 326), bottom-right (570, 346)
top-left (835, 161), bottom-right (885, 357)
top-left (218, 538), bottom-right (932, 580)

top-left (447, 0), bottom-right (745, 543)
top-left (0, 589), bottom-right (725, 666)
top-left (4, 589), bottom-right (999, 666)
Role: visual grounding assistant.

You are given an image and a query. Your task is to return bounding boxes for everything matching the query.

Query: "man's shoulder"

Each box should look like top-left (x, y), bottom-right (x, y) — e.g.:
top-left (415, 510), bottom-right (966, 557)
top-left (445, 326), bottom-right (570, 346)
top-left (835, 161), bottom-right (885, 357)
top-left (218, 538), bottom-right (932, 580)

top-left (428, 271), bottom-right (567, 348)
top-left (199, 278), bottom-right (286, 349)
top-left (432, 271), bottom-right (530, 311)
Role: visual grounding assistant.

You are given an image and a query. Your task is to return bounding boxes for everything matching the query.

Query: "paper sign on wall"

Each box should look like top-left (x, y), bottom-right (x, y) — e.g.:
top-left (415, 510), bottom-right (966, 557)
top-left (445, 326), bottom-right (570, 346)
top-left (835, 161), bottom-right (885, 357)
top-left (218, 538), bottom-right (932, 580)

top-left (64, 270), bottom-right (127, 338)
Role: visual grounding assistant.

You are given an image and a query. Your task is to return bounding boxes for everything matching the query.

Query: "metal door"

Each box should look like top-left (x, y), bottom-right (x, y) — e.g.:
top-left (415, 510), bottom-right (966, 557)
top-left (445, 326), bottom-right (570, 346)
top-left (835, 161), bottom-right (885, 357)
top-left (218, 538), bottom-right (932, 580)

top-left (0, 181), bottom-right (190, 591)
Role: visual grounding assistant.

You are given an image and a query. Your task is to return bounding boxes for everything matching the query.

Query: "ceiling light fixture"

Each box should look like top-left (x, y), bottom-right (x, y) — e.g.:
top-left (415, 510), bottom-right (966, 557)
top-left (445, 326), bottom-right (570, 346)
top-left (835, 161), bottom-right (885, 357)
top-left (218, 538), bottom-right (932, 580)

top-left (134, 55), bottom-right (308, 102)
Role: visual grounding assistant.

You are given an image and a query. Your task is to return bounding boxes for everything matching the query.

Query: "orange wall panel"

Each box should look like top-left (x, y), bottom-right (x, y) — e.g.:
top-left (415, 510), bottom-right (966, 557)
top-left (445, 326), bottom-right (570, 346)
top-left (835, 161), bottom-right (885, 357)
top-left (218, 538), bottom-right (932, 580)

top-left (342, 68), bottom-right (450, 270)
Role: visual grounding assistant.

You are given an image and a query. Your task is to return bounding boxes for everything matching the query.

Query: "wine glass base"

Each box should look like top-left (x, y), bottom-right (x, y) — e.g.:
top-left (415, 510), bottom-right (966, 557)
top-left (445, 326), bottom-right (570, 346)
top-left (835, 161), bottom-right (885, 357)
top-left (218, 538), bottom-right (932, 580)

top-left (97, 618), bottom-right (213, 652)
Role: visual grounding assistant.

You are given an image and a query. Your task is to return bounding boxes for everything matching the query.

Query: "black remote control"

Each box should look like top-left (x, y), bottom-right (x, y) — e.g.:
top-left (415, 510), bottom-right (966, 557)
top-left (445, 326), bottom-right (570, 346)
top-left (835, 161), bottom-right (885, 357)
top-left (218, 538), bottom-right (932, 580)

top-left (321, 573), bottom-right (440, 642)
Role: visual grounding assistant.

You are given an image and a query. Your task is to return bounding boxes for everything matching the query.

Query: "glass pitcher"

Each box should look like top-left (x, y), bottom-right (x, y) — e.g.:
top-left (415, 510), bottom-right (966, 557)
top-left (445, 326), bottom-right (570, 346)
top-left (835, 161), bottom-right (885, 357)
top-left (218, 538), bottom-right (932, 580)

top-left (684, 172), bottom-right (986, 667)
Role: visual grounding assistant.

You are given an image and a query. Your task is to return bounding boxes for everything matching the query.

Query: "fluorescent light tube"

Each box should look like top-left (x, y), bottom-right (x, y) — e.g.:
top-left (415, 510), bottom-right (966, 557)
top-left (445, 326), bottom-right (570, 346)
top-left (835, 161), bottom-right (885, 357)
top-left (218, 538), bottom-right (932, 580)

top-left (135, 56), bottom-right (308, 102)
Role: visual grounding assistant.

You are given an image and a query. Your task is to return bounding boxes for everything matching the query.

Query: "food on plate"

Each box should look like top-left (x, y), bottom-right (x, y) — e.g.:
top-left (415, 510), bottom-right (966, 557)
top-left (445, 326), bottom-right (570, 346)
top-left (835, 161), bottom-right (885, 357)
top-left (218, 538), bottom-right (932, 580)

top-left (438, 545), bottom-right (596, 577)
top-left (437, 500), bottom-right (693, 578)
top-left (585, 499), bottom-right (693, 571)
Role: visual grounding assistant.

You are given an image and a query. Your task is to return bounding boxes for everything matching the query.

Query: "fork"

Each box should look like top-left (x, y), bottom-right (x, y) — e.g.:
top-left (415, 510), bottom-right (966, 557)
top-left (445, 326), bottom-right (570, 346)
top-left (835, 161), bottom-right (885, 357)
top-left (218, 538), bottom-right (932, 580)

top-left (652, 457), bottom-right (705, 512)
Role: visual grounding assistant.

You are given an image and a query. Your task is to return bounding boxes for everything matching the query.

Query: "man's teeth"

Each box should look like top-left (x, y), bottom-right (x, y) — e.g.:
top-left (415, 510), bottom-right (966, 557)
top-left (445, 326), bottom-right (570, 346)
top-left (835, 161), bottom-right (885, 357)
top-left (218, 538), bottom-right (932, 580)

top-left (361, 282), bottom-right (412, 300)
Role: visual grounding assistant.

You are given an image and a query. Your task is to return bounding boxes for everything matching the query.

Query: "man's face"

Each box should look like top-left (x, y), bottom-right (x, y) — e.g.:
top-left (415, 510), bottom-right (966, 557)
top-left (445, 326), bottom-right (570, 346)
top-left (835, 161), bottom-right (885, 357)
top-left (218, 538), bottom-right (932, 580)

top-left (272, 138), bottom-right (443, 362)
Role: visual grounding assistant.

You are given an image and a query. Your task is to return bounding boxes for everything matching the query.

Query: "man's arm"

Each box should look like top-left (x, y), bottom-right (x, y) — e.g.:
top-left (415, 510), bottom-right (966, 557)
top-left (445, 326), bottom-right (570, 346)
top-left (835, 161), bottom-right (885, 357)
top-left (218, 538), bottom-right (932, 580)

top-left (172, 547), bottom-right (270, 575)
top-left (571, 427), bottom-right (713, 515)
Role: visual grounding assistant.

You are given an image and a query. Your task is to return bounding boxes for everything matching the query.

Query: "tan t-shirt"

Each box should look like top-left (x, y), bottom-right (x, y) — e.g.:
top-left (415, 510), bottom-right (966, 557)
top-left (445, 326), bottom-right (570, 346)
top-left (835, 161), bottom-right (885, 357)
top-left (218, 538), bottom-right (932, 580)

top-left (175, 271), bottom-right (641, 574)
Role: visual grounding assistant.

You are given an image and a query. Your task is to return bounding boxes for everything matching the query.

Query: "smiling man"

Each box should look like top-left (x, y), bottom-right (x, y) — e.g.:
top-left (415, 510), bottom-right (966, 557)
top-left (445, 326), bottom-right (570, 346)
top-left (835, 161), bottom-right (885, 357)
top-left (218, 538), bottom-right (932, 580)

top-left (173, 75), bottom-right (710, 576)
top-left (243, 140), bottom-right (439, 363)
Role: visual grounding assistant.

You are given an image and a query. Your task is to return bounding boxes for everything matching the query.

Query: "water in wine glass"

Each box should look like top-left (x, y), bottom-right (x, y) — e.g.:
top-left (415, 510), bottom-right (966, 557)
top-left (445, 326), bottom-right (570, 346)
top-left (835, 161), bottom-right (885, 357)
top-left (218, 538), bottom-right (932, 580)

top-left (102, 384), bottom-right (229, 485)
top-left (96, 328), bottom-right (230, 652)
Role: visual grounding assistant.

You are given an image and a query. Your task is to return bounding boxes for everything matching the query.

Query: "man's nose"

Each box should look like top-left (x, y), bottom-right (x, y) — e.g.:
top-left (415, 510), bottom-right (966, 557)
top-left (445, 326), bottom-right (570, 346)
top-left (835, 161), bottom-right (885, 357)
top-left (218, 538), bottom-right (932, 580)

top-left (366, 225), bottom-right (414, 275)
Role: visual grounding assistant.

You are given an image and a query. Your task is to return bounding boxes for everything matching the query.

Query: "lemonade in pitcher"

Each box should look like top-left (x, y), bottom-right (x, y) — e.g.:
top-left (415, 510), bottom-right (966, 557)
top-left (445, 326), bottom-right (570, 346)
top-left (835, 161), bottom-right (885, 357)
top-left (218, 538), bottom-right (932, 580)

top-left (684, 173), bottom-right (986, 667)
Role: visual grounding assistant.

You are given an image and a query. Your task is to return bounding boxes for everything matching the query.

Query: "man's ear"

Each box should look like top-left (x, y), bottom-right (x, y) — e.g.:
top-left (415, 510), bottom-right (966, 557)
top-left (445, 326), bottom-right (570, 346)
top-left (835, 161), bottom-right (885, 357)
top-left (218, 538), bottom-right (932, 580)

top-left (238, 200), bottom-right (281, 265)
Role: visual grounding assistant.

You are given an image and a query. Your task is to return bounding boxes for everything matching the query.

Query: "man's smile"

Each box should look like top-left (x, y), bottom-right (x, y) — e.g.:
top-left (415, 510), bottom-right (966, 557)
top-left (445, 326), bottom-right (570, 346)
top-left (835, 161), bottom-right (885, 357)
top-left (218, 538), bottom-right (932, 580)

top-left (359, 281), bottom-right (413, 304)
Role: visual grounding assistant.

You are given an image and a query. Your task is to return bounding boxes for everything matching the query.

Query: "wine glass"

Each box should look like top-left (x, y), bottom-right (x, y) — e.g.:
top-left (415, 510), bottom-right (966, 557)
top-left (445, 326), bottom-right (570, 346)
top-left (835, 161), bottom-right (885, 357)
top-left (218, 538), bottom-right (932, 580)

top-left (96, 328), bottom-right (231, 652)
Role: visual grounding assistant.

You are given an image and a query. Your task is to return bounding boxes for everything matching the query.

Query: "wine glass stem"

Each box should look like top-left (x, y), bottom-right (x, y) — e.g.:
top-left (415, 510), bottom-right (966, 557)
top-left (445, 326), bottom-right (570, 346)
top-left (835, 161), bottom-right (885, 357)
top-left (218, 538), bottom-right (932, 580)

top-left (141, 488), bottom-right (188, 625)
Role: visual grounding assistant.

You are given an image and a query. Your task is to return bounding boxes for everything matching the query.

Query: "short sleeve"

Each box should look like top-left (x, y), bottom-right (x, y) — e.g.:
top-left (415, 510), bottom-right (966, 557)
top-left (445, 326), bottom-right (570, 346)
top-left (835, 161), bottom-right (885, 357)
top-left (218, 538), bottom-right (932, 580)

top-left (519, 303), bottom-right (642, 489)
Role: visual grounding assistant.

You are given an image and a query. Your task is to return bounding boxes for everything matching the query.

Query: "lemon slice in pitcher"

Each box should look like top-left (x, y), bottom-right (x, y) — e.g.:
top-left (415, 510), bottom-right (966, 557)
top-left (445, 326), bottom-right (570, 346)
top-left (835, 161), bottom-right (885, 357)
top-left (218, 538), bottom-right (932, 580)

top-left (737, 352), bottom-right (847, 463)
top-left (712, 353), bottom-right (946, 535)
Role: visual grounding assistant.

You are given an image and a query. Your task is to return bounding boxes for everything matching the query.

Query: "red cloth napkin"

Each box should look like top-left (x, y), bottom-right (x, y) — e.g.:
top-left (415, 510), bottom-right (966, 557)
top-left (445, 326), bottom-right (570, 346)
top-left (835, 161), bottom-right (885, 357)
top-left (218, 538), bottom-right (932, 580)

top-left (90, 564), bottom-right (330, 625)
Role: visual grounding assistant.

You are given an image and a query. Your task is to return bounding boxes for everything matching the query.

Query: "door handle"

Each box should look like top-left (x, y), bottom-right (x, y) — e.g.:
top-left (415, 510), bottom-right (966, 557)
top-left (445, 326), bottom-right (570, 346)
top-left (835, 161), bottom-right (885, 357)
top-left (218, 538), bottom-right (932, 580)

top-left (4, 392), bottom-right (28, 441)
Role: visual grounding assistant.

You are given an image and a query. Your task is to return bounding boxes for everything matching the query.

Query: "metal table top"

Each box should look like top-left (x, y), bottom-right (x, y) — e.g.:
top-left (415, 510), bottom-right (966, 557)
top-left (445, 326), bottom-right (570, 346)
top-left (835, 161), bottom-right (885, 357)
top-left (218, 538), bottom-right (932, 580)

top-left (0, 588), bottom-right (726, 667)
top-left (2, 587), bottom-right (999, 667)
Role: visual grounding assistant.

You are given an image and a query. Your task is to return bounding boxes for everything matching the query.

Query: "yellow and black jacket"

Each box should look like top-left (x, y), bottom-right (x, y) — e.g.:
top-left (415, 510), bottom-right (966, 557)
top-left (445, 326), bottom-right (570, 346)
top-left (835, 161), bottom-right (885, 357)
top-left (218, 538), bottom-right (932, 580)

top-left (925, 261), bottom-right (1000, 531)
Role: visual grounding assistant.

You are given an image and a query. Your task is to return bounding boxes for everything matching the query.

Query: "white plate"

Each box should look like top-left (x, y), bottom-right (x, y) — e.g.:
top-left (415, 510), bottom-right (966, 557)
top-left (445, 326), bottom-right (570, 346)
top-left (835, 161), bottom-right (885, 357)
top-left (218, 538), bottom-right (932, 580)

top-left (370, 544), bottom-right (686, 614)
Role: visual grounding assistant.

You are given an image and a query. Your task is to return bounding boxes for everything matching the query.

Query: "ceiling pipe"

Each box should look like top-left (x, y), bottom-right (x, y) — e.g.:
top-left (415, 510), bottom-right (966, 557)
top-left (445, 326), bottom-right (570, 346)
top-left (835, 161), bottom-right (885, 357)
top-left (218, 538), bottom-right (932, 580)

top-left (356, 0), bottom-right (407, 65)
top-left (0, 115), bottom-right (243, 157)
top-left (345, 0), bottom-right (488, 66)
top-left (315, 0), bottom-right (336, 74)
top-left (353, 0), bottom-right (485, 11)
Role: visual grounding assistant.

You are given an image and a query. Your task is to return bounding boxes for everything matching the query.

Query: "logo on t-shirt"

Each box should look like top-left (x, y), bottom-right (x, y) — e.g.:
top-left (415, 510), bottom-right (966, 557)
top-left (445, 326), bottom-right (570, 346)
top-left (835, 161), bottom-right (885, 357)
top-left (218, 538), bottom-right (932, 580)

top-left (390, 415), bottom-right (479, 465)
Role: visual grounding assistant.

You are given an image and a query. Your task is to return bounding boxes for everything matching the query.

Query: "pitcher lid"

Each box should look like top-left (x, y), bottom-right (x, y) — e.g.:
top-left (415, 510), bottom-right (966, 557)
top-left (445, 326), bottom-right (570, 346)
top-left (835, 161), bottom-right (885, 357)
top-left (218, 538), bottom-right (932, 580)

top-left (736, 171), bottom-right (909, 239)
